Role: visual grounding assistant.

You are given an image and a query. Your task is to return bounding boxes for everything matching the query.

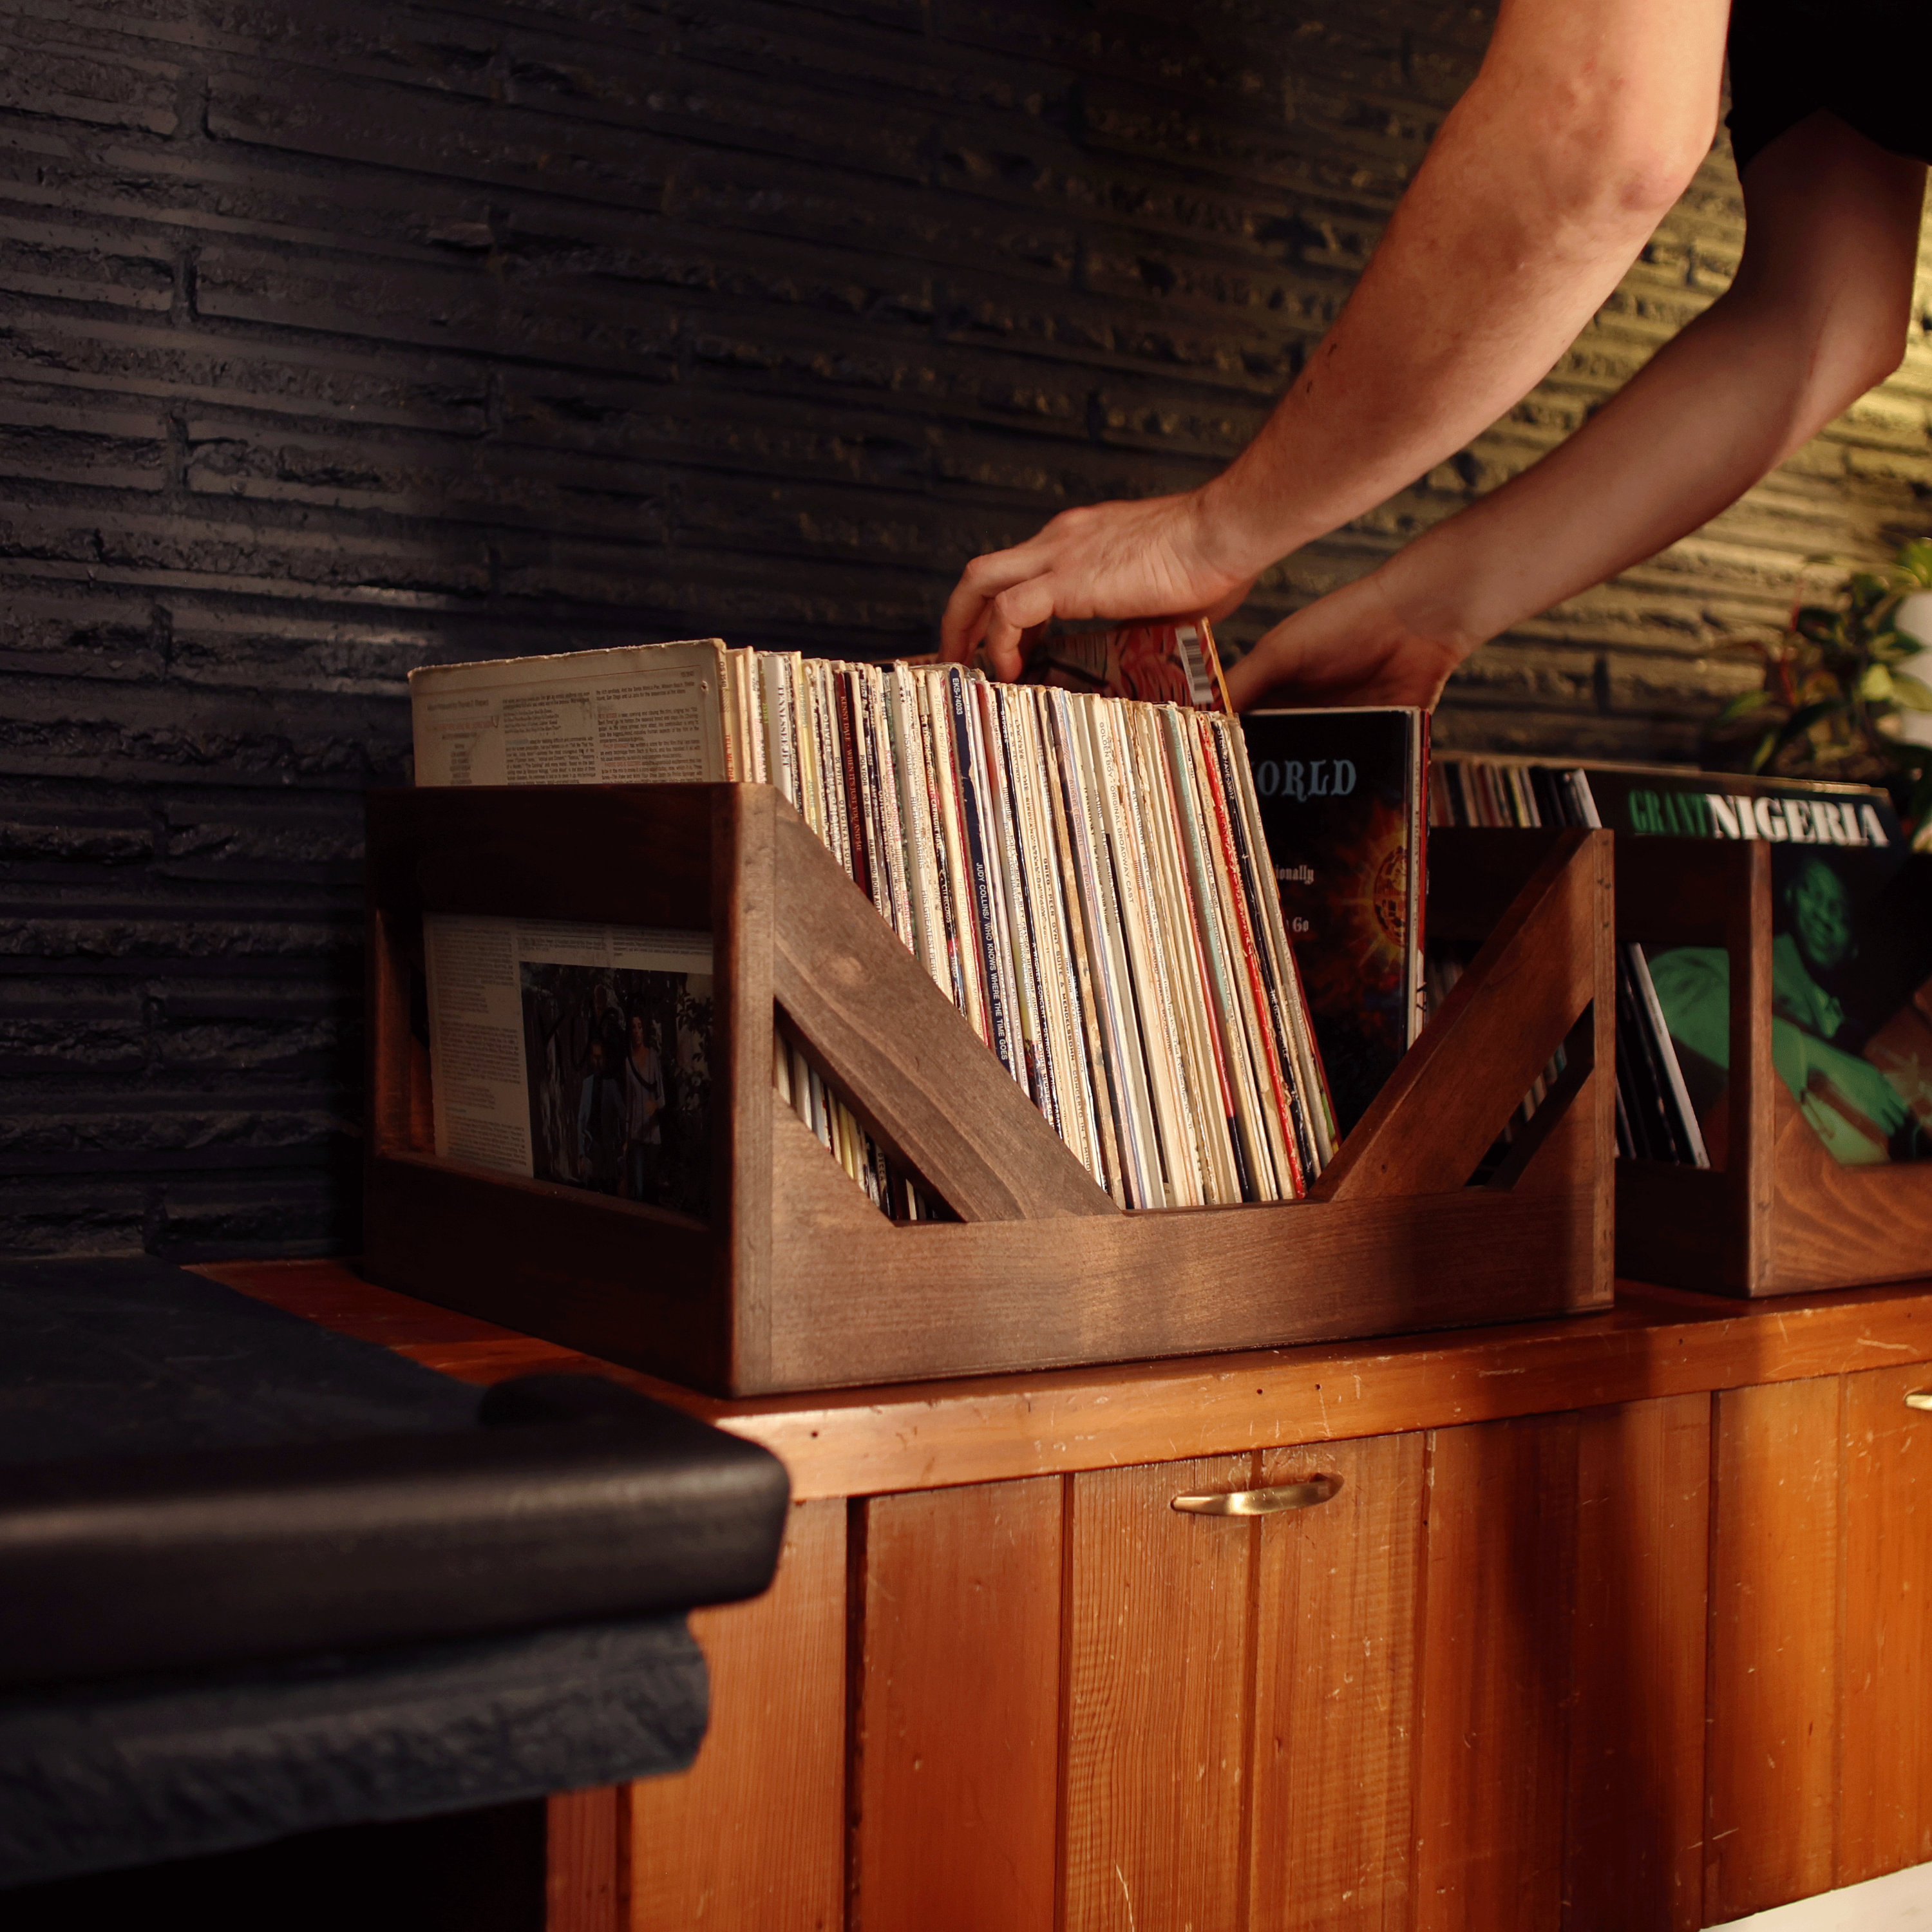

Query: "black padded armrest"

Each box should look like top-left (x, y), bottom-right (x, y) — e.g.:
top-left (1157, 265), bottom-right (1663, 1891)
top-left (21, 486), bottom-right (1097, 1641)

top-left (0, 1374), bottom-right (788, 1689)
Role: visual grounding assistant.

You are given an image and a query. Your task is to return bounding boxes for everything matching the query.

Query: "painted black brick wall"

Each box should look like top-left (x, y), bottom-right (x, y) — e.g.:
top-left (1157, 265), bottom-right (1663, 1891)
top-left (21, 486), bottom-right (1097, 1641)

top-left (2, 0), bottom-right (1927, 1258)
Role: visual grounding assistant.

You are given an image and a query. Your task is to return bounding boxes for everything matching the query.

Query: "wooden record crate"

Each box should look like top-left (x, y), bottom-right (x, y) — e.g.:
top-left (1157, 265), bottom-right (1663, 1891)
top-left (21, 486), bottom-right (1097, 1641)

top-left (363, 788), bottom-right (1614, 1396)
top-left (1616, 837), bottom-right (1932, 1296)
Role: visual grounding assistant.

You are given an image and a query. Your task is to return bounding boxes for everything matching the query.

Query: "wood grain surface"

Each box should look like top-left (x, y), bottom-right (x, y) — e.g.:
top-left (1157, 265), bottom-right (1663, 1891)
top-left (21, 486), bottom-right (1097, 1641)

top-left (1839, 1363), bottom-right (1932, 1885)
top-left (201, 1261), bottom-right (1932, 1504)
top-left (1414, 1414), bottom-right (1579, 1932)
top-left (629, 1497), bottom-right (847, 1932)
top-left (851, 1478), bottom-right (1063, 1932)
top-left (718, 771), bottom-right (777, 1389)
top-left (1615, 1162), bottom-right (1732, 1301)
top-left (1248, 1431), bottom-right (1425, 1932)
top-left (761, 1175), bottom-right (1608, 1392)
top-left (1705, 1376), bottom-right (1842, 1924)
top-left (366, 784), bottom-right (717, 928)
top-left (546, 1786), bottom-right (623, 1932)
top-left (1728, 841), bottom-right (1776, 1293)
top-left (366, 908), bottom-right (422, 1158)
top-left (1562, 1393), bottom-right (1711, 1932)
top-left (1062, 1454), bottom-right (1255, 1932)
top-left (1765, 1083), bottom-right (1932, 1295)
top-left (755, 829), bottom-right (1622, 1392)
top-left (1322, 828), bottom-right (1609, 1204)
top-left (360, 1147), bottom-right (732, 1390)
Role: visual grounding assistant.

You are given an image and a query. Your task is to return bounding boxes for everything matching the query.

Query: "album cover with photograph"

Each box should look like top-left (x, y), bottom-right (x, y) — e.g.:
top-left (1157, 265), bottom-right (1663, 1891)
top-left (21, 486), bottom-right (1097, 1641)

top-left (519, 957), bottom-right (715, 1218)
top-left (1649, 848), bottom-right (1932, 1165)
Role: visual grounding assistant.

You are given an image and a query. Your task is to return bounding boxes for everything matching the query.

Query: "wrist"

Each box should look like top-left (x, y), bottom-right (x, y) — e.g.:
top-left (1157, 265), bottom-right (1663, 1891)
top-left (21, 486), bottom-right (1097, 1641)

top-left (1370, 527), bottom-right (1491, 665)
top-left (1193, 461), bottom-right (1308, 587)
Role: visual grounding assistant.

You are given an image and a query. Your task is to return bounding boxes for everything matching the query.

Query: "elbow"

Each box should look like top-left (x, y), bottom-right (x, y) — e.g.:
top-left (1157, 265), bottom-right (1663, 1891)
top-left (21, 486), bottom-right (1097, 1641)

top-left (1725, 270), bottom-right (1914, 413)
top-left (1850, 311), bottom-right (1911, 395)
top-left (1550, 113), bottom-right (1712, 230)
top-left (1462, 70), bottom-right (1714, 236)
top-left (1602, 141), bottom-right (1707, 224)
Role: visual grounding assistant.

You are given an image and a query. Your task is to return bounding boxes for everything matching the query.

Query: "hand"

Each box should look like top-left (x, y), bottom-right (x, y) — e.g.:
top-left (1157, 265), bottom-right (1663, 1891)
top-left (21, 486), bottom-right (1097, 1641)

top-left (1223, 568), bottom-right (1471, 712)
top-left (940, 490), bottom-right (1258, 679)
top-left (1809, 1039), bottom-right (1910, 1139)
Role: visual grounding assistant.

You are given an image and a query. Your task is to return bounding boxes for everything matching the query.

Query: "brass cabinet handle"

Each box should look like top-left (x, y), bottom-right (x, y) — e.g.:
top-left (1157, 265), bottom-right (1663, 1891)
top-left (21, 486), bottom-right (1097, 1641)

top-left (1171, 1475), bottom-right (1341, 1517)
top-left (1906, 1391), bottom-right (1932, 1412)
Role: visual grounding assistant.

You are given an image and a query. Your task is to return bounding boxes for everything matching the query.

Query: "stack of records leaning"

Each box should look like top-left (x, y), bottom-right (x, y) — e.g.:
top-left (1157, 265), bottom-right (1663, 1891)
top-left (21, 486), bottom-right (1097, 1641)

top-left (412, 635), bottom-right (1336, 1220)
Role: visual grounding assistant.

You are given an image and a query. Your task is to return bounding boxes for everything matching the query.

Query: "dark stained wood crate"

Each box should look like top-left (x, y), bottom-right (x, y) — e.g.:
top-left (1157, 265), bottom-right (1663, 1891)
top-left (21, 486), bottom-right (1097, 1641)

top-left (363, 789), bottom-right (1614, 1395)
top-left (1616, 837), bottom-right (1932, 1295)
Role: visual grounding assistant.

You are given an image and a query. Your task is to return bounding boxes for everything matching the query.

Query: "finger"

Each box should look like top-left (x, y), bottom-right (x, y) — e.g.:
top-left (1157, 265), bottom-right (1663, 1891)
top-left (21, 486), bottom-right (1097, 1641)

top-left (939, 543), bottom-right (1051, 662)
top-left (981, 576), bottom-right (1059, 681)
top-left (1224, 621), bottom-right (1319, 709)
top-left (938, 576), bottom-right (993, 664)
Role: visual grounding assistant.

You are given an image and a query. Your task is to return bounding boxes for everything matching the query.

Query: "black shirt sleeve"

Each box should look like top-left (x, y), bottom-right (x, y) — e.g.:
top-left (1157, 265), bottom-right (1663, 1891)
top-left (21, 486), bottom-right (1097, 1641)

top-left (1728, 0), bottom-right (1931, 173)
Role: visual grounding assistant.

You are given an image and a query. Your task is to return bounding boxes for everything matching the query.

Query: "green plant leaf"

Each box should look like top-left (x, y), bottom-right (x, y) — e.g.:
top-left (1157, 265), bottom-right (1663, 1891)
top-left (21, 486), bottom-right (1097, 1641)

top-left (1891, 670), bottom-right (1932, 713)
top-left (1860, 662), bottom-right (1897, 703)
top-left (1775, 698), bottom-right (1844, 750)
top-left (1897, 537), bottom-right (1932, 589)
top-left (1714, 689), bottom-right (1778, 726)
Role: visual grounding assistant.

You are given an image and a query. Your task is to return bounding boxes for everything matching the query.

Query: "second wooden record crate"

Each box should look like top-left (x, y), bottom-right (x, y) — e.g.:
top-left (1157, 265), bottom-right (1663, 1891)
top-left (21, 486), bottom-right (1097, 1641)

top-left (363, 788), bottom-right (1614, 1396)
top-left (1616, 836), bottom-right (1932, 1296)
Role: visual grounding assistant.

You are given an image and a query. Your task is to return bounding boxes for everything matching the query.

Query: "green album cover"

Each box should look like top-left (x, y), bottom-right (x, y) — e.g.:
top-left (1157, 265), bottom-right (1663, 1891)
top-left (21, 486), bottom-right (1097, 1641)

top-left (1649, 848), bottom-right (1932, 1165)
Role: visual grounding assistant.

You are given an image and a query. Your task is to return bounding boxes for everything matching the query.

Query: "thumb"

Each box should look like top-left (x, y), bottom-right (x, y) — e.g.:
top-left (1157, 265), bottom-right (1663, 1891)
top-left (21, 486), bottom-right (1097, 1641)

top-left (1224, 611), bottom-right (1329, 708)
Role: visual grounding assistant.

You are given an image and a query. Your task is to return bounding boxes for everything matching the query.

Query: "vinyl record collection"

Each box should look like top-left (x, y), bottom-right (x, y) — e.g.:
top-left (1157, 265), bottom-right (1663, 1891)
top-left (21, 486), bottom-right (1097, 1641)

top-left (410, 635), bottom-right (1338, 1218)
top-left (721, 651), bottom-right (1337, 1210)
top-left (1430, 753), bottom-right (1922, 1169)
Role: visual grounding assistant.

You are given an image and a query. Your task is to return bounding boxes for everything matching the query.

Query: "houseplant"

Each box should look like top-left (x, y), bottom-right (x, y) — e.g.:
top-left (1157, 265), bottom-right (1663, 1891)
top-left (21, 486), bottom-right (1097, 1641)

top-left (1703, 536), bottom-right (1932, 842)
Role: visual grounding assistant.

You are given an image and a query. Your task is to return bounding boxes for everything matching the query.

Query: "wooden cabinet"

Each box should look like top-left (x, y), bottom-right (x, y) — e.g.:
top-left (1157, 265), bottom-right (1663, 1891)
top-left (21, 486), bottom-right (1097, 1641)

top-left (1706, 1364), bottom-right (1932, 1923)
top-left (203, 1262), bottom-right (1932, 1932)
top-left (1842, 1365), bottom-right (1932, 1887)
top-left (619, 1401), bottom-right (1711, 1932)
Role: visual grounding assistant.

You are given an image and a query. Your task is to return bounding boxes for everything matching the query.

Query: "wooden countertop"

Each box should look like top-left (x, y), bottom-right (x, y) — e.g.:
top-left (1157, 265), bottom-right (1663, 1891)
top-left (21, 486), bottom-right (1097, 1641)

top-left (200, 1258), bottom-right (1932, 1502)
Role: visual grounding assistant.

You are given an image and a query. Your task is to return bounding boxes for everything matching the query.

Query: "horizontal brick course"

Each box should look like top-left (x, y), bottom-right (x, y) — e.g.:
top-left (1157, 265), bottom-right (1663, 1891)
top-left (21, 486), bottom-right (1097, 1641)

top-left (2, 0), bottom-right (1926, 1259)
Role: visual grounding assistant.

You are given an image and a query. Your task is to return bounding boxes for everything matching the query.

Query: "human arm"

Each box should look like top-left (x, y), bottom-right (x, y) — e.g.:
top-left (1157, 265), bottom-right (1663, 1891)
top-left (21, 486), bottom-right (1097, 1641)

top-left (940, 0), bottom-right (1730, 676)
top-left (1226, 111), bottom-right (1929, 708)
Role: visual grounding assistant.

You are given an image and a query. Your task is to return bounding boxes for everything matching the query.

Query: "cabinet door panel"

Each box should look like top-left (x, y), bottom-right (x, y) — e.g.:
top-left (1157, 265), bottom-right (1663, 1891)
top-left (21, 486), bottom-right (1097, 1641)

top-left (1414, 1414), bottom-right (1580, 1932)
top-left (1249, 1431), bottom-right (1425, 1932)
top-left (853, 1477), bottom-right (1063, 1932)
top-left (629, 1497), bottom-right (847, 1932)
top-left (1841, 1363), bottom-right (1932, 1884)
top-left (549, 1785), bottom-right (623, 1932)
top-left (1705, 1376), bottom-right (1841, 1924)
top-left (1065, 1454), bottom-right (1253, 1932)
top-left (1562, 1392), bottom-right (1710, 1932)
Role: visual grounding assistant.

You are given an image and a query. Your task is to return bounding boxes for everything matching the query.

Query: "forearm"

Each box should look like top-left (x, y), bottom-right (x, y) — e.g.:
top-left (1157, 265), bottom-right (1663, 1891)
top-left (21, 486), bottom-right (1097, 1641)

top-left (1367, 118), bottom-right (1927, 654)
top-left (1376, 288), bottom-right (1866, 649)
top-left (939, 0), bottom-right (1728, 670)
top-left (1200, 0), bottom-right (1725, 576)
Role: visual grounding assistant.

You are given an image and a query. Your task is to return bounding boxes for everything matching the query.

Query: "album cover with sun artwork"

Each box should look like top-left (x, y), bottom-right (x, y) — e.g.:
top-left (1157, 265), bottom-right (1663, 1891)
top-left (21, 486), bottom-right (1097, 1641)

top-left (1241, 708), bottom-right (1428, 1139)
